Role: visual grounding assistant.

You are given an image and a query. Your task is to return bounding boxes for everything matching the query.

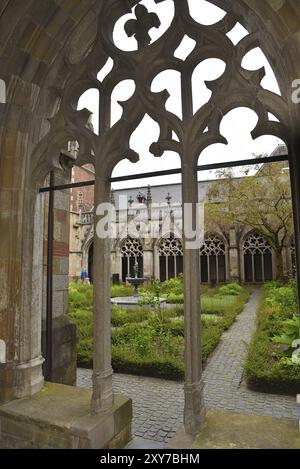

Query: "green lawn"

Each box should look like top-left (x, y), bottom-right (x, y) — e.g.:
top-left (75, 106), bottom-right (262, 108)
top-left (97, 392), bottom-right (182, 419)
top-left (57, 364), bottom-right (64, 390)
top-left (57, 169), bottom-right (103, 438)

top-left (69, 281), bottom-right (251, 380)
top-left (244, 280), bottom-right (300, 395)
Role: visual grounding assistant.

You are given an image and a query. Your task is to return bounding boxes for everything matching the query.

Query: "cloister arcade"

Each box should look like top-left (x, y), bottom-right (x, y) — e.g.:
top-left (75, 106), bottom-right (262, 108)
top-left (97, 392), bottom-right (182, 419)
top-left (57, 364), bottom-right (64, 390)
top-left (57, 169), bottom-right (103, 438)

top-left (81, 229), bottom-right (295, 287)
top-left (1, 0), bottom-right (300, 449)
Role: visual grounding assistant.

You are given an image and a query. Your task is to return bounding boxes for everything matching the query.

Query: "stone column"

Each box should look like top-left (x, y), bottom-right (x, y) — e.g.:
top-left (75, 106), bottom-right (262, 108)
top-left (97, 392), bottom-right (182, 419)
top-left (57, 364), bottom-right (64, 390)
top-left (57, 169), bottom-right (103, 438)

top-left (229, 227), bottom-right (239, 282)
top-left (143, 245), bottom-right (154, 279)
top-left (91, 173), bottom-right (114, 413)
top-left (0, 119), bottom-right (44, 401)
top-left (153, 242), bottom-right (160, 280)
top-left (182, 162), bottom-right (206, 435)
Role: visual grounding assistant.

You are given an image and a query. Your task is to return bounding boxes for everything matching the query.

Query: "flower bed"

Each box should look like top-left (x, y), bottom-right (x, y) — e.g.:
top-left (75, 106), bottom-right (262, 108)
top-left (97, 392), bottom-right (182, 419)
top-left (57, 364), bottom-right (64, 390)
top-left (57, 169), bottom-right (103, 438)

top-left (244, 281), bottom-right (300, 395)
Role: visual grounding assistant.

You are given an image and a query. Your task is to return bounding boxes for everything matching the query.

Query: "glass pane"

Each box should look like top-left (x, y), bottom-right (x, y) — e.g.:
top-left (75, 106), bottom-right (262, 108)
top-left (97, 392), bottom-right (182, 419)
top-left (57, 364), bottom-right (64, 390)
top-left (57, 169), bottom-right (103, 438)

top-left (263, 252), bottom-right (273, 281)
top-left (200, 256), bottom-right (208, 283)
top-left (218, 254), bottom-right (226, 282)
top-left (168, 256), bottom-right (175, 279)
top-left (160, 256), bottom-right (166, 282)
top-left (244, 253), bottom-right (253, 282)
top-left (177, 256), bottom-right (183, 276)
top-left (209, 255), bottom-right (217, 284)
top-left (254, 253), bottom-right (263, 282)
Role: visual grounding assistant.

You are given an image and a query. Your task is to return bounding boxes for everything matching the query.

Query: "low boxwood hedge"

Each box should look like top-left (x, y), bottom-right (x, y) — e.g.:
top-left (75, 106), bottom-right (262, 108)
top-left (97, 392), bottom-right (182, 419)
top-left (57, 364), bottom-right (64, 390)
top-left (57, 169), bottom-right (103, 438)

top-left (70, 284), bottom-right (251, 380)
top-left (244, 283), bottom-right (300, 395)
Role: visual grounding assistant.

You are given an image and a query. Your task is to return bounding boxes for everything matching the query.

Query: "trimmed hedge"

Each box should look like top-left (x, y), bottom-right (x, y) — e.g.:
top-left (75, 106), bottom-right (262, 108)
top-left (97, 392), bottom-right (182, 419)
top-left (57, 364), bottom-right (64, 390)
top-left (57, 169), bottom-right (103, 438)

top-left (244, 283), bottom-right (300, 395)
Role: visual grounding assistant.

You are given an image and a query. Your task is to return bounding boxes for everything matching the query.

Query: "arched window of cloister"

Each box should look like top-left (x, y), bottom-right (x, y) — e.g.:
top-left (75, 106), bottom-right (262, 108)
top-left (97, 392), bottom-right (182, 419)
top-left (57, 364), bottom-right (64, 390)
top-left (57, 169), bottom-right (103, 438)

top-left (16, 0), bottom-right (295, 435)
top-left (200, 235), bottom-right (226, 284)
top-left (243, 232), bottom-right (273, 282)
top-left (158, 236), bottom-right (183, 282)
top-left (121, 238), bottom-right (143, 282)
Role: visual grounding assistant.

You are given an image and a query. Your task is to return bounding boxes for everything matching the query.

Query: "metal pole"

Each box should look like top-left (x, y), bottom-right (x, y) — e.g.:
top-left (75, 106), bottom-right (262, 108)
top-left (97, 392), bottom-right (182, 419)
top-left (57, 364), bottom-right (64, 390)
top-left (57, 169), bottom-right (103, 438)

top-left (45, 171), bottom-right (54, 381)
top-left (39, 155), bottom-right (289, 193)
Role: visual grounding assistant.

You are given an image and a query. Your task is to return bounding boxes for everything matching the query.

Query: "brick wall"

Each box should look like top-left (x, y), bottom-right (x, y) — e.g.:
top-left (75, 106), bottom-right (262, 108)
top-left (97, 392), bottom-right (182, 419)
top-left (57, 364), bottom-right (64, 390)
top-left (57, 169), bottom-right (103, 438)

top-left (71, 164), bottom-right (95, 213)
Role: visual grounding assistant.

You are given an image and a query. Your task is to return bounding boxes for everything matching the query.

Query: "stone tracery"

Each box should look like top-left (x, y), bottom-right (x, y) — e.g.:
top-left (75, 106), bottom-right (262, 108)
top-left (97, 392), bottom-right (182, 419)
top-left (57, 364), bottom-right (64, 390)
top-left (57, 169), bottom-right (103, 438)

top-left (1, 0), bottom-right (300, 449)
top-left (121, 237), bottom-right (144, 281)
top-left (243, 232), bottom-right (272, 256)
top-left (24, 0), bottom-right (293, 436)
top-left (158, 236), bottom-right (183, 257)
top-left (158, 236), bottom-right (183, 281)
top-left (32, 0), bottom-right (289, 181)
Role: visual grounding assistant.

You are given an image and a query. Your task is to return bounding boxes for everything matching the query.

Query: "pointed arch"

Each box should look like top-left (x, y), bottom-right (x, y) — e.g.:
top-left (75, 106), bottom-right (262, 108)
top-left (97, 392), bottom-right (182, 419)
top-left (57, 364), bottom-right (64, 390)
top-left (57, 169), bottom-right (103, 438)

top-left (158, 234), bottom-right (183, 282)
top-left (200, 233), bottom-right (227, 284)
top-left (242, 231), bottom-right (273, 283)
top-left (120, 237), bottom-right (144, 281)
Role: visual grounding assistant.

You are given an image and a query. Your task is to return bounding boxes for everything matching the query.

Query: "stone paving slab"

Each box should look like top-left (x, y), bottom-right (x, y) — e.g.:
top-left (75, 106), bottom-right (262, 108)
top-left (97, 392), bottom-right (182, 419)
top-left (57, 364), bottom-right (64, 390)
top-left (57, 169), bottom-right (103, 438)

top-left (77, 290), bottom-right (300, 444)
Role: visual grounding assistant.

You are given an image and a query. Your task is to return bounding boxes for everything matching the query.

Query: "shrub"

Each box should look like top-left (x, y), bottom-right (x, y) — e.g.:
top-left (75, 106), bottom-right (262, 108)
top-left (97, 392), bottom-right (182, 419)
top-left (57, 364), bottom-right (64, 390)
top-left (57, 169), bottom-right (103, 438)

top-left (165, 292), bottom-right (184, 304)
top-left (69, 282), bottom-right (93, 309)
top-left (218, 283), bottom-right (242, 296)
top-left (266, 281), bottom-right (298, 317)
top-left (201, 295), bottom-right (236, 315)
top-left (160, 274), bottom-right (184, 296)
top-left (76, 337), bottom-right (93, 367)
top-left (201, 314), bottom-right (220, 326)
top-left (111, 321), bottom-right (185, 378)
top-left (273, 315), bottom-right (299, 346)
top-left (244, 284), bottom-right (300, 395)
top-left (202, 323), bottom-right (224, 361)
top-left (111, 284), bottom-right (133, 298)
top-left (111, 306), bottom-right (150, 327)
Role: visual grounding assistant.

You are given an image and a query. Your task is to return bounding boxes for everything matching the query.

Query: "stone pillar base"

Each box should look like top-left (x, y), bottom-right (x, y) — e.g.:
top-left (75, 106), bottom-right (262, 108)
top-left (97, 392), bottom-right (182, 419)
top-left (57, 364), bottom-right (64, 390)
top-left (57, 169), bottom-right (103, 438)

top-left (184, 380), bottom-right (206, 435)
top-left (0, 357), bottom-right (44, 403)
top-left (0, 383), bottom-right (132, 449)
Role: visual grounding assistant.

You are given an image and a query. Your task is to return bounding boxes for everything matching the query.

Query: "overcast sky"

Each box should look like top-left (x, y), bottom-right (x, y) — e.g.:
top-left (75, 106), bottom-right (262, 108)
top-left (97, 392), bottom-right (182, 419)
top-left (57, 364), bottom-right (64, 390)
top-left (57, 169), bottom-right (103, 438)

top-left (78, 0), bottom-right (284, 189)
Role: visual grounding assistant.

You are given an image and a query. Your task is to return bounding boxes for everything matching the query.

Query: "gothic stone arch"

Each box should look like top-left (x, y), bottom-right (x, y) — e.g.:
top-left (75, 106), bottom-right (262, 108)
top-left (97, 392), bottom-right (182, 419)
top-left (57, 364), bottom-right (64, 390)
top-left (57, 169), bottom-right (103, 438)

top-left (158, 235), bottom-right (183, 282)
top-left (120, 237), bottom-right (144, 281)
top-left (200, 234), bottom-right (227, 284)
top-left (1, 0), bottom-right (300, 443)
top-left (243, 231), bottom-right (274, 283)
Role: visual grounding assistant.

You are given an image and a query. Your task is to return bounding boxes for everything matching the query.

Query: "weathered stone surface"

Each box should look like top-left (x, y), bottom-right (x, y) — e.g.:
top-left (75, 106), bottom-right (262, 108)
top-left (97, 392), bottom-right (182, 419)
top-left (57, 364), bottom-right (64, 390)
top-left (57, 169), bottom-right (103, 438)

top-left (168, 411), bottom-right (300, 449)
top-left (41, 316), bottom-right (77, 386)
top-left (1, 0), bottom-right (300, 441)
top-left (0, 383), bottom-right (132, 449)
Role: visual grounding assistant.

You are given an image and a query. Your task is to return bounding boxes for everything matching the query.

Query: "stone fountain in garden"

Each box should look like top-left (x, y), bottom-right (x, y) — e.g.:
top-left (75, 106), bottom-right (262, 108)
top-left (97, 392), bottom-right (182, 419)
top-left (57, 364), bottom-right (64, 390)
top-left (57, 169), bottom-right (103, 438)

top-left (127, 261), bottom-right (147, 299)
top-left (111, 261), bottom-right (166, 309)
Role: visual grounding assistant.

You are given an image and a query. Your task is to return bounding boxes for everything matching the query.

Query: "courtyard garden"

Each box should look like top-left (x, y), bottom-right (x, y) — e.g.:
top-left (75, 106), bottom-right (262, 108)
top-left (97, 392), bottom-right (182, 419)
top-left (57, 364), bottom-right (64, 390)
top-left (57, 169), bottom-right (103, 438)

top-left (245, 279), bottom-right (300, 394)
top-left (69, 277), bottom-right (252, 380)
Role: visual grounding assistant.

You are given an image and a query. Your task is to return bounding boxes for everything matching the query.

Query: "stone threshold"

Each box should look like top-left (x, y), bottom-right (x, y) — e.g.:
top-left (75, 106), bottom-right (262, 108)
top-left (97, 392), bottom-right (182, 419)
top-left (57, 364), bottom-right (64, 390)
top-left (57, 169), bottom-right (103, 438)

top-left (0, 382), bottom-right (132, 449)
top-left (167, 410), bottom-right (300, 449)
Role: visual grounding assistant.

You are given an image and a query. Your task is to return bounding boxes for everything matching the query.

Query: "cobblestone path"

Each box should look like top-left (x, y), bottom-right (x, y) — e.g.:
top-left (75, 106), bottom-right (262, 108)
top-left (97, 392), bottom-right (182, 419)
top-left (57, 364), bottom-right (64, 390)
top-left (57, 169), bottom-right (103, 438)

top-left (77, 290), bottom-right (300, 444)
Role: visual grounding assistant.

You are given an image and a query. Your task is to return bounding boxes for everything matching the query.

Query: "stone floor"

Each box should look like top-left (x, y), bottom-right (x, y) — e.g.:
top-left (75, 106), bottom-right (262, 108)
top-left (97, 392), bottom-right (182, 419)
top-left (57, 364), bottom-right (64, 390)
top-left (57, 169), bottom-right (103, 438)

top-left (169, 411), bottom-right (300, 449)
top-left (77, 290), bottom-right (300, 445)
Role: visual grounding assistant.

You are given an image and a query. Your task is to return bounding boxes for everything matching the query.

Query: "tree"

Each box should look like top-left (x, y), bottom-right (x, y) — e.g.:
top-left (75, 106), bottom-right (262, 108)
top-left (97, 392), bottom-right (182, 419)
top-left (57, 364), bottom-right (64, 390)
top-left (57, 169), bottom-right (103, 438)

top-left (205, 161), bottom-right (293, 280)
